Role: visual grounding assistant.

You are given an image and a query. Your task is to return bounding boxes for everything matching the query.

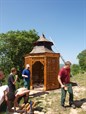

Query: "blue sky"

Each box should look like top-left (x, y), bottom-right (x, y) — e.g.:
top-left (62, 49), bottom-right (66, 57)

top-left (0, 0), bottom-right (86, 64)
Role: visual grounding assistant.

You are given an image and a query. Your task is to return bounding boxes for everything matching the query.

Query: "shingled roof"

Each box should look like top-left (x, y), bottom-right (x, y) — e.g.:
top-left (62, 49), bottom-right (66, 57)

top-left (30, 34), bottom-right (54, 54)
top-left (34, 34), bottom-right (53, 45)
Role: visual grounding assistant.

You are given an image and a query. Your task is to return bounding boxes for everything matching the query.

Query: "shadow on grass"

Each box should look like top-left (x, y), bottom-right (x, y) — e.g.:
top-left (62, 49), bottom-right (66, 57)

top-left (34, 106), bottom-right (43, 112)
top-left (74, 98), bottom-right (86, 108)
top-left (29, 91), bottom-right (49, 97)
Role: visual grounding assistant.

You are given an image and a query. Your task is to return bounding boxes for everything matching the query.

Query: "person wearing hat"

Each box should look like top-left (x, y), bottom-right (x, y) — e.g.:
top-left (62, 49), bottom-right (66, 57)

top-left (22, 64), bottom-right (30, 89)
top-left (58, 61), bottom-right (76, 110)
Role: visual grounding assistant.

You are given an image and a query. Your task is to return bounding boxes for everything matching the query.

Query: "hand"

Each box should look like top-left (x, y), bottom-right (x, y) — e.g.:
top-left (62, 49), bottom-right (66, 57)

top-left (25, 75), bottom-right (28, 78)
top-left (15, 75), bottom-right (18, 80)
top-left (64, 86), bottom-right (68, 90)
top-left (61, 84), bottom-right (65, 88)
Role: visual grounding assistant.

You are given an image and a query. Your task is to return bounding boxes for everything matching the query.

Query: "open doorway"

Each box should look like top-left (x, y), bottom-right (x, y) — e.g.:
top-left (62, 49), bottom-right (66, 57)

top-left (32, 61), bottom-right (44, 90)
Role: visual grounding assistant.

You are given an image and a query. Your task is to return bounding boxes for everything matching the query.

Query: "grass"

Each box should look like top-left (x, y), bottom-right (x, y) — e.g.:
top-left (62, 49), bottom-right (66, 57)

top-left (71, 73), bottom-right (86, 86)
top-left (32, 72), bottom-right (86, 114)
top-left (0, 72), bottom-right (86, 114)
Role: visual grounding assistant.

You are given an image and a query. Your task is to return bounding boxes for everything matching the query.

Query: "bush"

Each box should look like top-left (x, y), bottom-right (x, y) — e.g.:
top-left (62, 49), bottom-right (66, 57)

top-left (71, 64), bottom-right (80, 75)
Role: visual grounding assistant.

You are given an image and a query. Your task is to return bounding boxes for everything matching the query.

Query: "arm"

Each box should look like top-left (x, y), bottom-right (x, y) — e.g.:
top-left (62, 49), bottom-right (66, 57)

top-left (4, 90), bottom-right (8, 101)
top-left (10, 75), bottom-right (17, 85)
top-left (58, 75), bottom-right (64, 88)
top-left (12, 80), bottom-right (16, 85)
top-left (22, 74), bottom-right (28, 78)
top-left (13, 75), bottom-right (18, 84)
top-left (22, 70), bottom-right (28, 78)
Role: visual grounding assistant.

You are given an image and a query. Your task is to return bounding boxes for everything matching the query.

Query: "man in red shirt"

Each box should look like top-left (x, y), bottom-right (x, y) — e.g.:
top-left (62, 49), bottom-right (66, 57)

top-left (58, 61), bottom-right (76, 109)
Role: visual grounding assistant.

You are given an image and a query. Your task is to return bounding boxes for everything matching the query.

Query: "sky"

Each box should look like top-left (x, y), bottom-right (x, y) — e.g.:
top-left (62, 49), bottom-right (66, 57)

top-left (0, 0), bottom-right (86, 64)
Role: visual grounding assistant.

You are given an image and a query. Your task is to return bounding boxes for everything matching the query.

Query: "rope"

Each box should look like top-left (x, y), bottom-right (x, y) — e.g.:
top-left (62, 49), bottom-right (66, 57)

top-left (50, 37), bottom-right (65, 64)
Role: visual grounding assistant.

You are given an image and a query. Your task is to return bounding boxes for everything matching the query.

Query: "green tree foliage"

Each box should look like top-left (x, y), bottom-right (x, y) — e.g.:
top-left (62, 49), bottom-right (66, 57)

top-left (71, 64), bottom-right (80, 75)
top-left (0, 29), bottom-right (39, 78)
top-left (77, 49), bottom-right (86, 72)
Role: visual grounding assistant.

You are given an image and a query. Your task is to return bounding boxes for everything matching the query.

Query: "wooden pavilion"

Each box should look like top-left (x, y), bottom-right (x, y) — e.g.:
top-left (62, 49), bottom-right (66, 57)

top-left (25, 34), bottom-right (60, 90)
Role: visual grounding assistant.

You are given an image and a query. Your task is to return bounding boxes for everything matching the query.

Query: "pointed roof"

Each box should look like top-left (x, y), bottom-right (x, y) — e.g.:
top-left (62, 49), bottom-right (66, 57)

top-left (30, 34), bottom-right (54, 54)
top-left (33, 34), bottom-right (53, 46)
top-left (30, 46), bottom-right (54, 53)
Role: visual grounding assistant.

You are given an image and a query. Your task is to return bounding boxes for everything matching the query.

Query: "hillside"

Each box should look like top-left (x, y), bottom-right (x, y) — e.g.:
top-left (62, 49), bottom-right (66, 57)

top-left (31, 73), bottom-right (86, 114)
top-left (0, 73), bottom-right (86, 114)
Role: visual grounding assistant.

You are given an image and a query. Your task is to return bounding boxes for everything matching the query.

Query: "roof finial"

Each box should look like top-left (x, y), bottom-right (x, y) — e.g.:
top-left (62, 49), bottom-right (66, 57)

top-left (42, 33), bottom-right (45, 38)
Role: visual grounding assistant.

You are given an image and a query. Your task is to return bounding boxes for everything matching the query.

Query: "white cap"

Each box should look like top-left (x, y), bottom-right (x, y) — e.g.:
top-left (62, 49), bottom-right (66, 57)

top-left (26, 64), bottom-right (30, 68)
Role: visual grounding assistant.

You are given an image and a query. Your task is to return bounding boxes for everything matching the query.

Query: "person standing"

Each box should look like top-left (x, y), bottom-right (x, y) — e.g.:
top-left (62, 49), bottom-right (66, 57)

top-left (7, 67), bottom-right (18, 112)
top-left (22, 64), bottom-right (30, 89)
top-left (58, 61), bottom-right (76, 109)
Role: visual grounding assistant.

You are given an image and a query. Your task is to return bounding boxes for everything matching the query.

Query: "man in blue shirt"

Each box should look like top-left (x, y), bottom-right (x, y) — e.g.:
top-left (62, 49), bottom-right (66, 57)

top-left (22, 64), bottom-right (30, 89)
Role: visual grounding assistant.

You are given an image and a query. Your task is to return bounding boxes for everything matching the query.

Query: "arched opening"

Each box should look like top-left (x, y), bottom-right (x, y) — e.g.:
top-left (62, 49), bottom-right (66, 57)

top-left (32, 61), bottom-right (44, 89)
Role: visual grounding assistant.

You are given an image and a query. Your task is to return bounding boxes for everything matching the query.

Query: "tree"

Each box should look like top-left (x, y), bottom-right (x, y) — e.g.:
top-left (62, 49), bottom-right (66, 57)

top-left (71, 64), bottom-right (80, 75)
top-left (0, 29), bottom-right (39, 77)
top-left (77, 49), bottom-right (86, 72)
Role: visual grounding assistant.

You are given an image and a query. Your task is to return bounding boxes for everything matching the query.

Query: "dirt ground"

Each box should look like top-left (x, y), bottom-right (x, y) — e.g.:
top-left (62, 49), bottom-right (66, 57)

top-left (30, 73), bottom-right (86, 114)
top-left (0, 73), bottom-right (86, 114)
top-left (29, 86), bottom-right (86, 114)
